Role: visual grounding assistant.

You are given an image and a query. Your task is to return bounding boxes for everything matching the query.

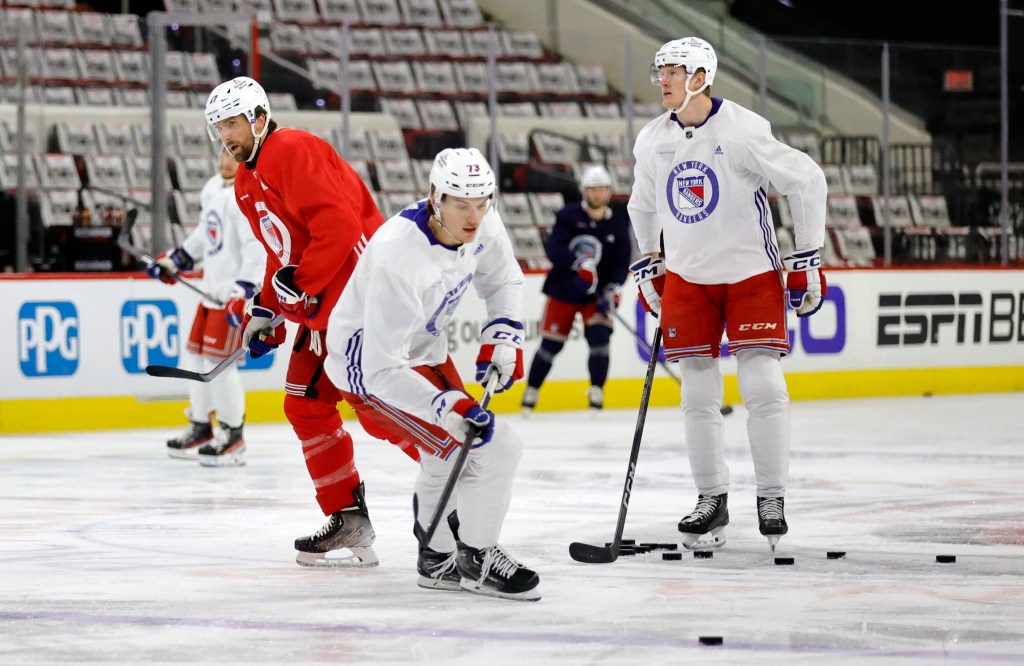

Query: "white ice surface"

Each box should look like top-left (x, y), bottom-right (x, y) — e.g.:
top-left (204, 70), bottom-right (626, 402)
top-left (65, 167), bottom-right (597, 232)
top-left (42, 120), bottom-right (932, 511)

top-left (1, 394), bottom-right (1023, 664)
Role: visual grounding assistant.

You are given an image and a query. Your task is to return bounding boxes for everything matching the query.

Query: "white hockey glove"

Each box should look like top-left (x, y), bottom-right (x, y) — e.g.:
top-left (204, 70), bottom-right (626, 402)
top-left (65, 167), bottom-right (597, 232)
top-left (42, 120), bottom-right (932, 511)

top-left (475, 318), bottom-right (524, 393)
top-left (629, 256), bottom-right (666, 317)
top-left (272, 265), bottom-right (319, 322)
top-left (431, 390), bottom-right (495, 447)
top-left (241, 303), bottom-right (285, 359)
top-left (783, 249), bottom-right (828, 317)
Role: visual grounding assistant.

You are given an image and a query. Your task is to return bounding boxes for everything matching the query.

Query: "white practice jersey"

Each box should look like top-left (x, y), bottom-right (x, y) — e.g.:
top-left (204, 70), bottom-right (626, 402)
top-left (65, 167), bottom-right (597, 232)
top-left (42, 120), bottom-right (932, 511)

top-left (180, 175), bottom-right (266, 307)
top-left (325, 200), bottom-right (524, 422)
top-left (629, 99), bottom-right (826, 284)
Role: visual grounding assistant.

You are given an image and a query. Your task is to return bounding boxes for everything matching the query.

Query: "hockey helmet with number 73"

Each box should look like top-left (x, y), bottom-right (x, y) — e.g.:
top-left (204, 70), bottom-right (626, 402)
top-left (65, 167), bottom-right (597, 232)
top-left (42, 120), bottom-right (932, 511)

top-left (429, 147), bottom-right (496, 202)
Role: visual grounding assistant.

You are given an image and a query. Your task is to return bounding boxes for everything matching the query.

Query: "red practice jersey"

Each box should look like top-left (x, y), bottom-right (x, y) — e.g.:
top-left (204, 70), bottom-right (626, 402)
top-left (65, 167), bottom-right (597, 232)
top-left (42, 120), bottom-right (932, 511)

top-left (234, 127), bottom-right (385, 330)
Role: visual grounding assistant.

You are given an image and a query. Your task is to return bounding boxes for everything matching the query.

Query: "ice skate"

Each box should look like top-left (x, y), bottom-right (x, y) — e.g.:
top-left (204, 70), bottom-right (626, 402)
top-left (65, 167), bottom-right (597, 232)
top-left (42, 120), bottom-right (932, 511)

top-left (417, 548), bottom-right (461, 591)
top-left (677, 493), bottom-right (728, 551)
top-left (456, 542), bottom-right (540, 601)
top-left (166, 419), bottom-right (213, 459)
top-left (197, 421), bottom-right (245, 467)
top-left (757, 496), bottom-right (788, 552)
top-left (586, 385), bottom-right (604, 411)
top-left (521, 386), bottom-right (539, 416)
top-left (295, 482), bottom-right (378, 567)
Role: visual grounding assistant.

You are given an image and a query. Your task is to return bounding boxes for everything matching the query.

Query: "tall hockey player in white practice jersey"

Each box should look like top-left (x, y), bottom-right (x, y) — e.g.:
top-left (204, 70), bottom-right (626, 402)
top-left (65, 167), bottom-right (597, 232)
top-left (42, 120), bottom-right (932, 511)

top-left (628, 37), bottom-right (828, 551)
top-left (324, 148), bottom-right (540, 601)
top-left (146, 150), bottom-right (266, 466)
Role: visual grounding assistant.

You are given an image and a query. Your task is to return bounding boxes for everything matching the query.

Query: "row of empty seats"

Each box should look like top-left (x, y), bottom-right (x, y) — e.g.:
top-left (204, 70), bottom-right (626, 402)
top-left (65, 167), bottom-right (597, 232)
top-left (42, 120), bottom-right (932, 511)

top-left (0, 8), bottom-right (143, 48)
top-left (306, 58), bottom-right (610, 98)
top-left (275, 25), bottom-right (550, 60)
top-left (0, 48), bottom-right (221, 91)
top-left (165, 0), bottom-right (485, 28)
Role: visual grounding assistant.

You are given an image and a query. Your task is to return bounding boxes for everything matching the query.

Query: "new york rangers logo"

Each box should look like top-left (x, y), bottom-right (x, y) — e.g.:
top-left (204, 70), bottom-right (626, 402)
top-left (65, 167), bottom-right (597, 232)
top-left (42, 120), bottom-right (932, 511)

top-left (255, 201), bottom-right (290, 262)
top-left (206, 210), bottom-right (224, 254)
top-left (665, 160), bottom-right (719, 224)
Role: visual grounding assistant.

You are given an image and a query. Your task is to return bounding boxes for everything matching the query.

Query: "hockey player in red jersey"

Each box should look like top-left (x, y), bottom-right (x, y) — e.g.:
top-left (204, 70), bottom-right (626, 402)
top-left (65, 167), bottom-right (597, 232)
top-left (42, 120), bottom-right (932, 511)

top-left (204, 76), bottom-right (418, 567)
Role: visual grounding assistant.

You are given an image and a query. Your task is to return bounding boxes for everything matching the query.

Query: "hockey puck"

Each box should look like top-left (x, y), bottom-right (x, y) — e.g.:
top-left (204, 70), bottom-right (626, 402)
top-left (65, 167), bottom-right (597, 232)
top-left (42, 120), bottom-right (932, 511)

top-left (720, 405), bottom-right (734, 416)
top-left (618, 548), bottom-right (637, 557)
top-left (659, 543), bottom-right (679, 550)
top-left (936, 555), bottom-right (957, 563)
top-left (621, 539), bottom-right (636, 546)
top-left (826, 551), bottom-right (847, 559)
top-left (662, 552), bottom-right (682, 561)
top-left (774, 556), bottom-right (795, 565)
top-left (693, 550), bottom-right (714, 559)
top-left (698, 636), bottom-right (723, 646)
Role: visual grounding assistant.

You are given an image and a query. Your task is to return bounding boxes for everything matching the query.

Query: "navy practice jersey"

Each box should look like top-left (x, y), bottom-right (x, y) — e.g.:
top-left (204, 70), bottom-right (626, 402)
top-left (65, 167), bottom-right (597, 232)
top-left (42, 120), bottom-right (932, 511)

top-left (541, 202), bottom-right (633, 304)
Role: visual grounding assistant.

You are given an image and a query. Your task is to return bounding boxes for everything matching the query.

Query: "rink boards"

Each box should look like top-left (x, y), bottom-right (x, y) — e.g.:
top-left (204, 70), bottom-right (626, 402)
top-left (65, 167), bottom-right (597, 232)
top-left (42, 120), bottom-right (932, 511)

top-left (1, 269), bottom-right (1022, 433)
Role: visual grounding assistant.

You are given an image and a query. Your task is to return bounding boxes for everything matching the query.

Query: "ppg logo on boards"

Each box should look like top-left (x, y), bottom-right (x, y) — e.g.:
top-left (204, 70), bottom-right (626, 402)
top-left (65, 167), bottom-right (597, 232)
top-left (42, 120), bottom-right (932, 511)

top-left (18, 301), bottom-right (79, 377)
top-left (120, 300), bottom-right (179, 373)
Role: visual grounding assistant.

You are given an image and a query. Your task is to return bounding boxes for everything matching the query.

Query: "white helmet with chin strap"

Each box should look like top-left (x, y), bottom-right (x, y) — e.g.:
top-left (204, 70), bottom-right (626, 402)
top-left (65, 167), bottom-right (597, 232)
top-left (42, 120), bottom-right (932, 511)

top-left (651, 37), bottom-right (717, 114)
top-left (428, 147), bottom-right (496, 241)
top-left (205, 76), bottom-right (272, 161)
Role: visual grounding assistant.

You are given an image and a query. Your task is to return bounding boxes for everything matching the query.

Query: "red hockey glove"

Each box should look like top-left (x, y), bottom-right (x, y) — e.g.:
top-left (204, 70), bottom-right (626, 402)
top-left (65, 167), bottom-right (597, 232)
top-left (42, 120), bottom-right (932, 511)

top-left (629, 256), bottom-right (666, 317)
top-left (783, 249), bottom-right (827, 317)
top-left (222, 281), bottom-right (257, 327)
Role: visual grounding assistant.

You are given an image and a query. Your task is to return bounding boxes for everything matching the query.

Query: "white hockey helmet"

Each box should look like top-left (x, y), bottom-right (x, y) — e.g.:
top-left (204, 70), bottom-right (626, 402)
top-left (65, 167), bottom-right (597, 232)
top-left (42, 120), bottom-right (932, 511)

top-left (204, 76), bottom-right (272, 142)
top-left (429, 147), bottom-right (496, 201)
top-left (652, 37), bottom-right (717, 86)
top-left (580, 165), bottom-right (612, 189)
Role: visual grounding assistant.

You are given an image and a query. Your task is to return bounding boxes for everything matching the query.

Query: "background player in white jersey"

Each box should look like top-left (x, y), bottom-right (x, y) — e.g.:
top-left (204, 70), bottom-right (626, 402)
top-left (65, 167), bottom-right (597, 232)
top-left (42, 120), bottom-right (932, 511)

top-left (521, 165), bottom-right (632, 413)
top-left (147, 150), bottom-right (266, 466)
top-left (323, 148), bottom-right (540, 601)
top-left (628, 37), bottom-right (828, 551)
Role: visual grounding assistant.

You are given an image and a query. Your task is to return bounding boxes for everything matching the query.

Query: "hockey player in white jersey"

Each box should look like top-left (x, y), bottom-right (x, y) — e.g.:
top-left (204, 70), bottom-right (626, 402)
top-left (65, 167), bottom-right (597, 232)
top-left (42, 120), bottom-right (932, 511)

top-left (323, 147), bottom-right (540, 601)
top-left (628, 37), bottom-right (828, 551)
top-left (147, 149), bottom-right (266, 466)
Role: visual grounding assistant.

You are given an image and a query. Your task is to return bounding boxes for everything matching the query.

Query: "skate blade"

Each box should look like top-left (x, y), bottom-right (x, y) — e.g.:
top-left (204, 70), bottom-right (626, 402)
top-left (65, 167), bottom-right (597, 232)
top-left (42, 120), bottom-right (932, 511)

top-left (167, 448), bottom-right (201, 460)
top-left (460, 579), bottom-right (540, 602)
top-left (296, 545), bottom-right (379, 568)
top-left (766, 535), bottom-right (781, 552)
top-left (680, 526), bottom-right (727, 551)
top-left (417, 575), bottom-right (463, 591)
top-left (197, 452), bottom-right (246, 467)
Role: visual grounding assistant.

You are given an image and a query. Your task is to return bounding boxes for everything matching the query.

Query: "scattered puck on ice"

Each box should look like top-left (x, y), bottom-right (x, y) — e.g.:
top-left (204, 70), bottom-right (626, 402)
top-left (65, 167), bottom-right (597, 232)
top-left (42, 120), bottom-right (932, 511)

top-left (936, 555), bottom-right (957, 563)
top-left (693, 550), bottom-right (714, 559)
top-left (618, 548), bottom-right (636, 557)
top-left (827, 551), bottom-right (847, 559)
top-left (662, 552), bottom-right (682, 561)
top-left (640, 542), bottom-right (660, 549)
top-left (659, 543), bottom-right (679, 551)
top-left (774, 556), bottom-right (795, 565)
top-left (621, 539), bottom-right (636, 546)
top-left (698, 636), bottom-right (724, 646)
top-left (923, 391), bottom-right (933, 397)
top-left (720, 405), bottom-right (735, 416)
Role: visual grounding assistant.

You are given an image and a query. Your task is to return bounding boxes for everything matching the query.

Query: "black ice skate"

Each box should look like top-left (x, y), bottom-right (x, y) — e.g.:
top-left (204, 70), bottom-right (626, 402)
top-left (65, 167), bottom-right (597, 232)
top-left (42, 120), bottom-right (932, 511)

top-left (677, 493), bottom-right (729, 551)
top-left (295, 482), bottom-right (378, 567)
top-left (757, 496), bottom-right (788, 552)
top-left (166, 419), bottom-right (213, 460)
top-left (417, 548), bottom-right (461, 591)
top-left (197, 421), bottom-right (245, 467)
top-left (521, 386), bottom-right (539, 415)
top-left (456, 542), bottom-right (540, 601)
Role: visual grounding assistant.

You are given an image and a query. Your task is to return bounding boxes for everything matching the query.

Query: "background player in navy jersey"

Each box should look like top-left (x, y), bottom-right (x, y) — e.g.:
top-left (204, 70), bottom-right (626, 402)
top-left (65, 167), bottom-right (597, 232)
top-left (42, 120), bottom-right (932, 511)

top-left (521, 165), bottom-right (633, 412)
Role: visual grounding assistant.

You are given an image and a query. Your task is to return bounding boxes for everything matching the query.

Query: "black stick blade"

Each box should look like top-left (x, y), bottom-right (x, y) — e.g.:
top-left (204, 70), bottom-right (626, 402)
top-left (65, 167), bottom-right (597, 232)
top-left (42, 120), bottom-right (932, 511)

top-left (569, 542), bottom-right (618, 563)
top-left (145, 365), bottom-right (207, 382)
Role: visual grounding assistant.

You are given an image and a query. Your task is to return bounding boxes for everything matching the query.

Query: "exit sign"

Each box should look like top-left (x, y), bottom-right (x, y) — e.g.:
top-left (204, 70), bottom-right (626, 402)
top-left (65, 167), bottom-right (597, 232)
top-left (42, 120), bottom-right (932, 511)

top-left (944, 70), bottom-right (974, 92)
